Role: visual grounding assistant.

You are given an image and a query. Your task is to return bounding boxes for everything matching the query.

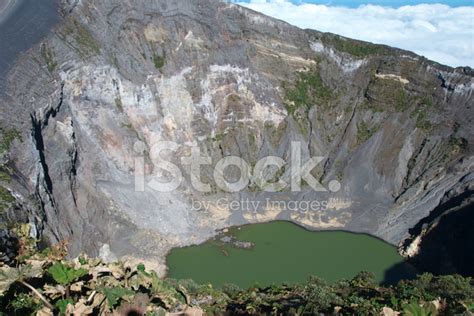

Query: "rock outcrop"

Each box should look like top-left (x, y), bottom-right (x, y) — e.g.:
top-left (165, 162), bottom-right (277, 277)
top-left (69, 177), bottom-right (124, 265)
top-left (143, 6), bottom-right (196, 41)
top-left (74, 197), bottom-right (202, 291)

top-left (0, 0), bottom-right (472, 269)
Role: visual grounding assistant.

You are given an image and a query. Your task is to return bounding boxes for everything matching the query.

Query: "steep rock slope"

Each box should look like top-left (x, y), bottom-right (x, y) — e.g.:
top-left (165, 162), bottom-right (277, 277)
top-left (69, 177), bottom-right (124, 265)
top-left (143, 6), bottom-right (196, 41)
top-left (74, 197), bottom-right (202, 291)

top-left (0, 0), bottom-right (472, 270)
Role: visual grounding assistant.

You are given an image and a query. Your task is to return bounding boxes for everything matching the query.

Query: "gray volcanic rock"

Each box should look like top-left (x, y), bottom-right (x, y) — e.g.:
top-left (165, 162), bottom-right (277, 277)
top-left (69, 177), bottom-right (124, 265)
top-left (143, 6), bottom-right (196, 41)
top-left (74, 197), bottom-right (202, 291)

top-left (0, 0), bottom-right (472, 271)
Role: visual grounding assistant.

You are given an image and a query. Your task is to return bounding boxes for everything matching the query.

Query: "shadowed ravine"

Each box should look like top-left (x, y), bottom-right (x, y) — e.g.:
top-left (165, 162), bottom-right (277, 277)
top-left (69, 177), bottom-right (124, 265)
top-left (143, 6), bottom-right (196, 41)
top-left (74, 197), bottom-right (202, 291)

top-left (409, 201), bottom-right (474, 276)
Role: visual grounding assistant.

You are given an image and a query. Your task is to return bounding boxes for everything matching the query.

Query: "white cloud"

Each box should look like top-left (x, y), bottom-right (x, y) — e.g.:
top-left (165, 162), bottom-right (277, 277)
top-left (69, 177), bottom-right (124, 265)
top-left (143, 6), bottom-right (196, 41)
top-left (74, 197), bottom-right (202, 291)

top-left (235, 1), bottom-right (474, 68)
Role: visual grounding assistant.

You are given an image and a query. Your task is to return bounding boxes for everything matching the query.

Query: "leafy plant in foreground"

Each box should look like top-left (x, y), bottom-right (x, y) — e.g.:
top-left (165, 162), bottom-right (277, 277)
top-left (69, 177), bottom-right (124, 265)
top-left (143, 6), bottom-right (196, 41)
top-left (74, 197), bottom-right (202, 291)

top-left (0, 238), bottom-right (472, 315)
top-left (47, 262), bottom-right (87, 286)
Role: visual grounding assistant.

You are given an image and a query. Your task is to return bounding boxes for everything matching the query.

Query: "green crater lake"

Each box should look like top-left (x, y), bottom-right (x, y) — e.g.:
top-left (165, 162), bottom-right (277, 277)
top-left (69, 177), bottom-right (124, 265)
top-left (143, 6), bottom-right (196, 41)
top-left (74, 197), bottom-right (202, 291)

top-left (167, 221), bottom-right (412, 288)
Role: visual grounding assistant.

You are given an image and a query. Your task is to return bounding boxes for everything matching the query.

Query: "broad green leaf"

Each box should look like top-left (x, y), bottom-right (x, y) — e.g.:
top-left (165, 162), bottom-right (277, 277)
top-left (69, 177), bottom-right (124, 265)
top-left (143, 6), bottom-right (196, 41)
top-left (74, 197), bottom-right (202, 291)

top-left (47, 262), bottom-right (88, 285)
top-left (78, 256), bottom-right (87, 265)
top-left (102, 287), bottom-right (134, 307)
top-left (55, 298), bottom-right (74, 315)
top-left (402, 301), bottom-right (437, 316)
top-left (137, 263), bottom-right (146, 272)
top-left (150, 272), bottom-right (183, 307)
top-left (468, 302), bottom-right (474, 312)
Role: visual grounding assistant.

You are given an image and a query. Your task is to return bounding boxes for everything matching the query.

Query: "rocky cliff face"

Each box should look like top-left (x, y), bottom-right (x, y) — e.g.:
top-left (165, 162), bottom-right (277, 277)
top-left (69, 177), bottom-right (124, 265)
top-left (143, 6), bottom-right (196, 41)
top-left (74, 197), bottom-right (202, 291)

top-left (0, 0), bottom-right (472, 272)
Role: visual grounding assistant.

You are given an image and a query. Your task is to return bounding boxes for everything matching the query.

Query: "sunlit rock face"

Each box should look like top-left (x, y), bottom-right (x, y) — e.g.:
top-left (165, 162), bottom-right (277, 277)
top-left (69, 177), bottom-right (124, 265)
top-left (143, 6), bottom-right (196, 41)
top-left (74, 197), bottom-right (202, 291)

top-left (0, 0), bottom-right (472, 267)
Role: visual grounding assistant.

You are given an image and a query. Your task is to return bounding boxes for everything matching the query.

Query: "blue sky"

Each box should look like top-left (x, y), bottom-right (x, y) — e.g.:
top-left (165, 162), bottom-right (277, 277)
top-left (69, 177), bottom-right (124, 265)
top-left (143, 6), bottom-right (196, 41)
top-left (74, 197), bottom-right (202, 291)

top-left (234, 0), bottom-right (474, 67)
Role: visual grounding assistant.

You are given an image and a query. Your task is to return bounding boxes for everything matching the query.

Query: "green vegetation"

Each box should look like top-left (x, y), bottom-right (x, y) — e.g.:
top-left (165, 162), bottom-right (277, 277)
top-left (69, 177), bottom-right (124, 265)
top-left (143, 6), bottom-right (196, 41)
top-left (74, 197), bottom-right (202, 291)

top-left (414, 110), bottom-right (432, 130)
top-left (284, 70), bottom-right (332, 115)
top-left (0, 226), bottom-right (473, 315)
top-left (395, 88), bottom-right (410, 112)
top-left (0, 166), bottom-right (11, 183)
top-left (364, 73), bottom-right (412, 113)
top-left (208, 132), bottom-right (226, 143)
top-left (421, 96), bottom-right (433, 108)
top-left (0, 128), bottom-right (22, 155)
top-left (248, 131), bottom-right (258, 152)
top-left (0, 173), bottom-right (10, 183)
top-left (344, 104), bottom-right (353, 114)
top-left (356, 121), bottom-right (377, 145)
top-left (40, 44), bottom-right (57, 73)
top-left (320, 33), bottom-right (384, 57)
top-left (47, 263), bottom-right (88, 286)
top-left (283, 69), bottom-right (333, 135)
top-left (449, 137), bottom-right (467, 151)
top-left (63, 19), bottom-right (101, 57)
top-left (75, 24), bottom-right (101, 56)
top-left (410, 96), bottom-right (434, 130)
top-left (109, 52), bottom-right (120, 70)
top-left (120, 123), bottom-right (133, 130)
top-left (114, 97), bottom-right (123, 112)
top-left (264, 121), bottom-right (286, 148)
top-left (360, 99), bottom-right (384, 113)
top-left (10, 292), bottom-right (36, 312)
top-left (0, 186), bottom-right (15, 213)
top-left (152, 53), bottom-right (166, 70)
top-left (447, 136), bottom-right (467, 159)
top-left (0, 128), bottom-right (21, 211)
top-left (1, 244), bottom-right (472, 315)
top-left (227, 94), bottom-right (241, 103)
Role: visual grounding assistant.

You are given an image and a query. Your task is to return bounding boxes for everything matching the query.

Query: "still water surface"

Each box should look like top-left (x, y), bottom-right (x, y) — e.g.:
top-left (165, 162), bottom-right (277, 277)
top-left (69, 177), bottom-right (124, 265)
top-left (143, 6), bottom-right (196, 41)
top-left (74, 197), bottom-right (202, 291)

top-left (167, 221), bottom-right (411, 288)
